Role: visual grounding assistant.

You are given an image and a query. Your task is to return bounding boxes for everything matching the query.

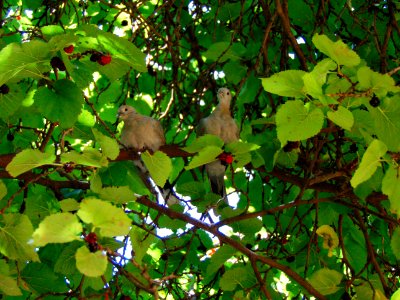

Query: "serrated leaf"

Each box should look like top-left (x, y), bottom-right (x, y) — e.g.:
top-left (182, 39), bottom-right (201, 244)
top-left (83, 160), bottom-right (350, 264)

top-left (130, 227), bottom-right (156, 264)
top-left (77, 198), bottom-right (131, 237)
top-left (61, 149), bottom-right (108, 168)
top-left (59, 198), bottom-right (80, 212)
top-left (32, 213), bottom-right (82, 247)
top-left (182, 134), bottom-right (224, 153)
top-left (75, 246), bottom-right (107, 277)
top-left (34, 79), bottom-right (83, 128)
top-left (357, 66), bottom-right (399, 98)
top-left (185, 146), bottom-right (223, 170)
top-left (0, 214), bottom-right (39, 261)
top-left (141, 150), bottom-right (172, 187)
top-left (54, 241), bottom-right (81, 275)
top-left (6, 149), bottom-right (56, 177)
top-left (219, 266), bottom-right (256, 291)
top-left (202, 41), bottom-right (241, 62)
top-left (276, 100), bottom-right (324, 146)
top-left (224, 141), bottom-right (260, 154)
top-left (308, 268), bottom-right (343, 295)
top-left (21, 262), bottom-right (68, 293)
top-left (205, 245), bottom-right (236, 276)
top-left (0, 41), bottom-right (52, 86)
top-left (351, 139), bottom-right (387, 188)
top-left (327, 106), bottom-right (354, 130)
top-left (0, 180), bottom-right (6, 200)
top-left (0, 274), bottom-right (22, 296)
top-left (92, 128), bottom-right (119, 160)
top-left (261, 70), bottom-right (307, 97)
top-left (176, 181), bottom-right (206, 199)
top-left (369, 96), bottom-right (400, 152)
top-left (312, 34), bottom-right (360, 67)
top-left (98, 186), bottom-right (136, 204)
top-left (382, 166), bottom-right (400, 216)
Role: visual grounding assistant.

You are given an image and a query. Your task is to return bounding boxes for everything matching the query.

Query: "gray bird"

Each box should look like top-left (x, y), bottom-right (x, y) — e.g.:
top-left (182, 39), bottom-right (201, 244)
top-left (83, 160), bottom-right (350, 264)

top-left (197, 88), bottom-right (239, 198)
top-left (118, 105), bottom-right (165, 152)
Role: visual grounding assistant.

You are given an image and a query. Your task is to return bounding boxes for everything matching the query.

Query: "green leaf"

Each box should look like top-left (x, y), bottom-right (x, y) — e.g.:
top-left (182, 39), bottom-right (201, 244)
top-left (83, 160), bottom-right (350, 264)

top-left (261, 70), bottom-right (307, 97)
top-left (276, 100), bottom-right (324, 146)
top-left (6, 149), bottom-right (56, 177)
top-left (59, 198), bottom-right (80, 212)
top-left (34, 79), bottom-right (83, 128)
top-left (390, 227), bottom-right (400, 260)
top-left (185, 146), bottom-right (223, 170)
top-left (130, 226), bottom-right (156, 264)
top-left (0, 214), bottom-right (39, 261)
top-left (382, 166), bottom-right (400, 216)
top-left (219, 266), bottom-right (256, 291)
top-left (76, 246), bottom-right (108, 277)
top-left (308, 268), bottom-right (343, 295)
top-left (92, 128), bottom-right (119, 160)
top-left (0, 180), bottom-right (6, 200)
top-left (202, 42), bottom-right (241, 62)
top-left (54, 241), bottom-right (81, 275)
top-left (312, 34), bottom-right (360, 67)
top-left (77, 198), bottom-right (131, 237)
top-left (142, 150), bottom-right (172, 187)
top-left (0, 41), bottom-right (52, 86)
top-left (327, 106), bottom-right (354, 131)
top-left (225, 141), bottom-right (260, 154)
top-left (182, 134), bottom-right (224, 153)
top-left (32, 213), bottom-right (82, 247)
top-left (369, 96), bottom-right (400, 152)
top-left (350, 139), bottom-right (387, 188)
top-left (98, 186), bottom-right (136, 204)
top-left (176, 181), bottom-right (206, 199)
top-left (83, 25), bottom-right (147, 72)
top-left (231, 218), bottom-right (263, 238)
top-left (61, 149), bottom-right (108, 168)
top-left (392, 288), bottom-right (400, 300)
top-left (0, 83), bottom-right (25, 121)
top-left (357, 66), bottom-right (399, 98)
top-left (205, 245), bottom-right (236, 276)
top-left (21, 262), bottom-right (68, 293)
top-left (0, 274), bottom-right (22, 296)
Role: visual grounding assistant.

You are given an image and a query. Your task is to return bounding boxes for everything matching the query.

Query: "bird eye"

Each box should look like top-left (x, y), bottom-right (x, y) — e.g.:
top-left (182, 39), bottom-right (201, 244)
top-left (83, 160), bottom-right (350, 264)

top-left (227, 92), bottom-right (230, 95)
top-left (124, 108), bottom-right (128, 112)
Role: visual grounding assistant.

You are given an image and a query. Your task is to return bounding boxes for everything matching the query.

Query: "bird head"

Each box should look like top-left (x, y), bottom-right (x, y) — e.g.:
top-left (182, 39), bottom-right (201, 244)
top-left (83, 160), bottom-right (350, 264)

top-left (117, 105), bottom-right (136, 120)
top-left (217, 88), bottom-right (232, 105)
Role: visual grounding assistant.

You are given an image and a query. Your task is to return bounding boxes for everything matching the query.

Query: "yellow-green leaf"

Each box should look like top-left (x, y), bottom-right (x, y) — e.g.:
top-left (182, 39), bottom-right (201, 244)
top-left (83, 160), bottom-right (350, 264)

top-left (6, 149), bottom-right (55, 177)
top-left (75, 246), bottom-right (107, 277)
top-left (32, 213), bottom-right (82, 247)
top-left (77, 198), bottom-right (131, 237)
top-left (142, 150), bottom-right (172, 187)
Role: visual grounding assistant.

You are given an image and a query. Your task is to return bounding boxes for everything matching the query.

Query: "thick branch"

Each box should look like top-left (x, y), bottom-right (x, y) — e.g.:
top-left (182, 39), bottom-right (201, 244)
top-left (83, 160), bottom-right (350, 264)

top-left (136, 196), bottom-right (327, 300)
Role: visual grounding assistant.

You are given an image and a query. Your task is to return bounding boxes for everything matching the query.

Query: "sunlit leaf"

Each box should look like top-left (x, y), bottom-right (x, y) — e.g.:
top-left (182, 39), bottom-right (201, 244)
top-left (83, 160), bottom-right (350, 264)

top-left (351, 139), bottom-right (387, 188)
top-left (75, 246), bottom-right (108, 277)
top-left (77, 198), bottom-right (131, 237)
top-left (142, 150), bottom-right (172, 187)
top-left (32, 213), bottom-right (82, 247)
top-left (261, 70), bottom-right (307, 97)
top-left (6, 149), bottom-right (55, 177)
top-left (308, 268), bottom-right (343, 295)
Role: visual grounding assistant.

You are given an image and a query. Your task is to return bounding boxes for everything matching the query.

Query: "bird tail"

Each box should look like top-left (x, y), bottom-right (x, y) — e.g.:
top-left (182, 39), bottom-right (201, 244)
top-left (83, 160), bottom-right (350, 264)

top-left (206, 161), bottom-right (227, 200)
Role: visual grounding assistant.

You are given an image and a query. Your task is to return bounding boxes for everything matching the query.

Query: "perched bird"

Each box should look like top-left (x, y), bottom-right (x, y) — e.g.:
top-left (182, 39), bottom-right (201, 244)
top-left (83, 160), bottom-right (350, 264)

top-left (197, 88), bottom-right (239, 198)
top-left (118, 105), bottom-right (165, 152)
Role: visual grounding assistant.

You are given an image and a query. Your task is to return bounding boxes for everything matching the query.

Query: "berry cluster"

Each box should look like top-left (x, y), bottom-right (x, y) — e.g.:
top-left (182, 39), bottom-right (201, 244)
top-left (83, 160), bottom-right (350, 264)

top-left (50, 56), bottom-right (66, 71)
top-left (84, 232), bottom-right (99, 252)
top-left (218, 152), bottom-right (234, 165)
top-left (0, 84), bottom-right (9, 94)
top-left (369, 95), bottom-right (380, 107)
top-left (90, 52), bottom-right (112, 66)
top-left (63, 162), bottom-right (75, 173)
